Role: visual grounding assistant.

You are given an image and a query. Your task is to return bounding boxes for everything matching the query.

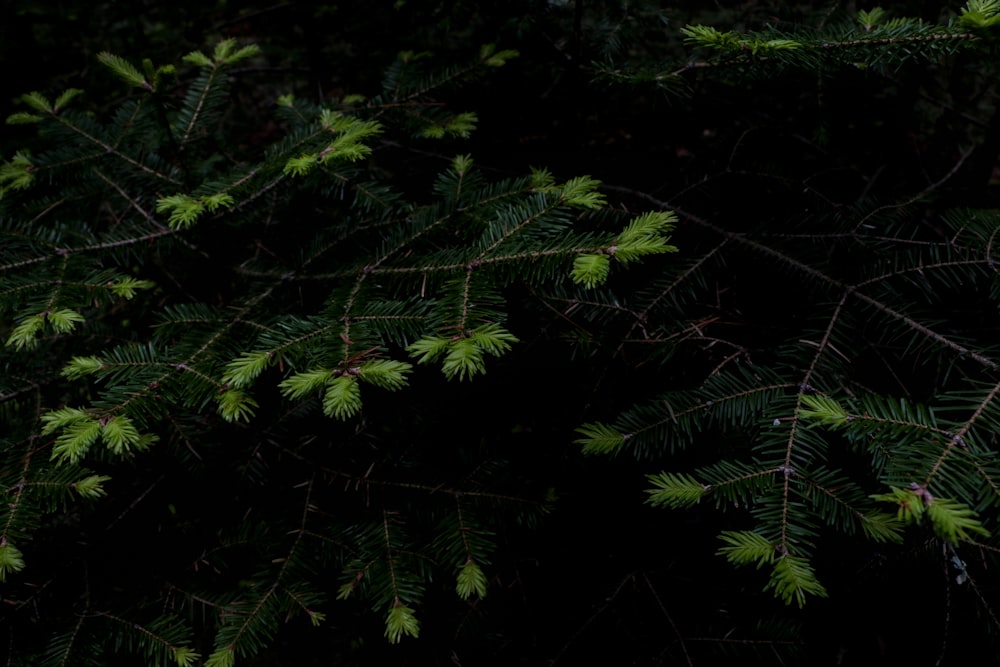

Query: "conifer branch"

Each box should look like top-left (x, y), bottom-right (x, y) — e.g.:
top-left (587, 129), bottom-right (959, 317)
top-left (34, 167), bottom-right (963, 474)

top-left (7, 7), bottom-right (1000, 659)
top-left (612, 243), bottom-right (728, 359)
top-left (0, 448), bottom-right (32, 548)
top-left (95, 612), bottom-right (199, 665)
top-left (51, 613), bottom-right (89, 667)
top-left (852, 292), bottom-right (997, 370)
top-left (925, 379), bottom-right (1000, 487)
top-left (47, 114), bottom-right (181, 186)
top-left (607, 188), bottom-right (1000, 370)
top-left (177, 68), bottom-right (222, 146)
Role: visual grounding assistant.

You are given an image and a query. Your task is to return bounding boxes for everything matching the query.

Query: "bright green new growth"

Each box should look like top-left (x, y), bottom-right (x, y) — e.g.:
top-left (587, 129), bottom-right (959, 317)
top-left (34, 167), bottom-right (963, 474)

top-left (276, 360), bottom-right (412, 419)
top-left (420, 112), bottom-right (478, 139)
top-left (574, 422), bottom-right (629, 455)
top-left (183, 38), bottom-right (262, 68)
top-left (203, 647), bottom-right (235, 667)
top-left (156, 193), bottom-right (235, 229)
top-left (283, 111), bottom-right (383, 175)
top-left (610, 211), bottom-right (678, 263)
top-left (73, 474), bottom-right (112, 499)
top-left (797, 394), bottom-right (850, 427)
top-left (558, 175), bottom-right (607, 209)
top-left (717, 530), bottom-right (776, 569)
top-left (357, 359), bottom-right (412, 389)
top-left (681, 24), bottom-right (801, 55)
top-left (216, 389), bottom-right (260, 423)
top-left (407, 324), bottom-right (519, 381)
top-left (960, 0), bottom-right (1000, 28)
top-left (98, 51), bottom-right (154, 90)
top-left (0, 542), bottom-right (26, 581)
top-left (765, 555), bottom-right (828, 608)
top-left (98, 52), bottom-right (177, 92)
top-left (170, 647), bottom-right (202, 667)
top-left (873, 486), bottom-right (990, 545)
top-left (9, 1), bottom-right (999, 660)
top-left (856, 7), bottom-right (887, 31)
top-left (571, 211), bottom-right (676, 288)
top-left (479, 43), bottom-right (519, 67)
top-left (455, 560), bottom-right (488, 600)
top-left (41, 409), bottom-right (146, 463)
top-left (570, 253), bottom-right (610, 289)
top-left (578, 5), bottom-right (1000, 616)
top-left (645, 472), bottom-right (707, 508)
top-left (101, 415), bottom-right (142, 455)
top-left (0, 35), bottom-right (675, 654)
top-left (222, 350), bottom-right (275, 389)
top-left (18, 91), bottom-right (55, 113)
top-left (0, 151), bottom-right (35, 193)
top-left (109, 277), bottom-right (157, 298)
top-left (323, 376), bottom-right (363, 420)
top-left (278, 368), bottom-right (334, 399)
top-left (50, 418), bottom-right (101, 463)
top-left (7, 88), bottom-right (82, 124)
top-left (717, 532), bottom-right (828, 608)
top-left (385, 603), bottom-right (421, 643)
top-left (6, 309), bottom-right (85, 350)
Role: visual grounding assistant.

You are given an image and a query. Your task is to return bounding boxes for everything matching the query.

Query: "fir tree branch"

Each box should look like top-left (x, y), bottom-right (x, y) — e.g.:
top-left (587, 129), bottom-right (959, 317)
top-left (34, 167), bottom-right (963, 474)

top-left (604, 185), bottom-right (1000, 370)
top-left (0, 440), bottom-right (34, 546)
top-left (368, 246), bottom-right (605, 275)
top-left (94, 612), bottom-right (198, 663)
top-left (90, 168), bottom-right (166, 228)
top-left (47, 114), bottom-right (182, 186)
top-left (925, 378), bottom-right (1000, 487)
top-left (261, 438), bottom-right (548, 507)
top-left (53, 613), bottom-right (89, 667)
top-left (177, 68), bottom-right (222, 147)
top-left (612, 243), bottom-right (728, 360)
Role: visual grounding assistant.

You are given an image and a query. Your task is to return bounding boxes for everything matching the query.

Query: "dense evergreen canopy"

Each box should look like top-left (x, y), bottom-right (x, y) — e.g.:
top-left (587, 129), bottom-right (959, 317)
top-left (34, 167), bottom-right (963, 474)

top-left (2, 2), bottom-right (1000, 664)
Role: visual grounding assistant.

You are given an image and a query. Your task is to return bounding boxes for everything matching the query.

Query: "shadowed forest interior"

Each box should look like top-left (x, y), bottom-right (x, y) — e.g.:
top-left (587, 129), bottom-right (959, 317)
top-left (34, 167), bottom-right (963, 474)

top-left (2, 2), bottom-right (1000, 665)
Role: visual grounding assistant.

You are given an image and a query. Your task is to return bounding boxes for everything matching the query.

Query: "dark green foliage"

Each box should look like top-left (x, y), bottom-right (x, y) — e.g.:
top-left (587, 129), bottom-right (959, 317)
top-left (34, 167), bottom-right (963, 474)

top-left (0, 19), bottom-right (672, 665)
top-left (571, 1), bottom-right (1000, 661)
top-left (4, 1), bottom-right (1000, 665)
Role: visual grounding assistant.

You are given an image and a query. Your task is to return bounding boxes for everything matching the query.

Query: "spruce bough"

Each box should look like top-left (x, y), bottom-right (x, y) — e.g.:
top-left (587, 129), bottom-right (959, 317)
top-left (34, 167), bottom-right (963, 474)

top-left (578, 0), bottom-right (1000, 623)
top-left (4, 2), bottom-right (1000, 662)
top-left (0, 38), bottom-right (673, 663)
